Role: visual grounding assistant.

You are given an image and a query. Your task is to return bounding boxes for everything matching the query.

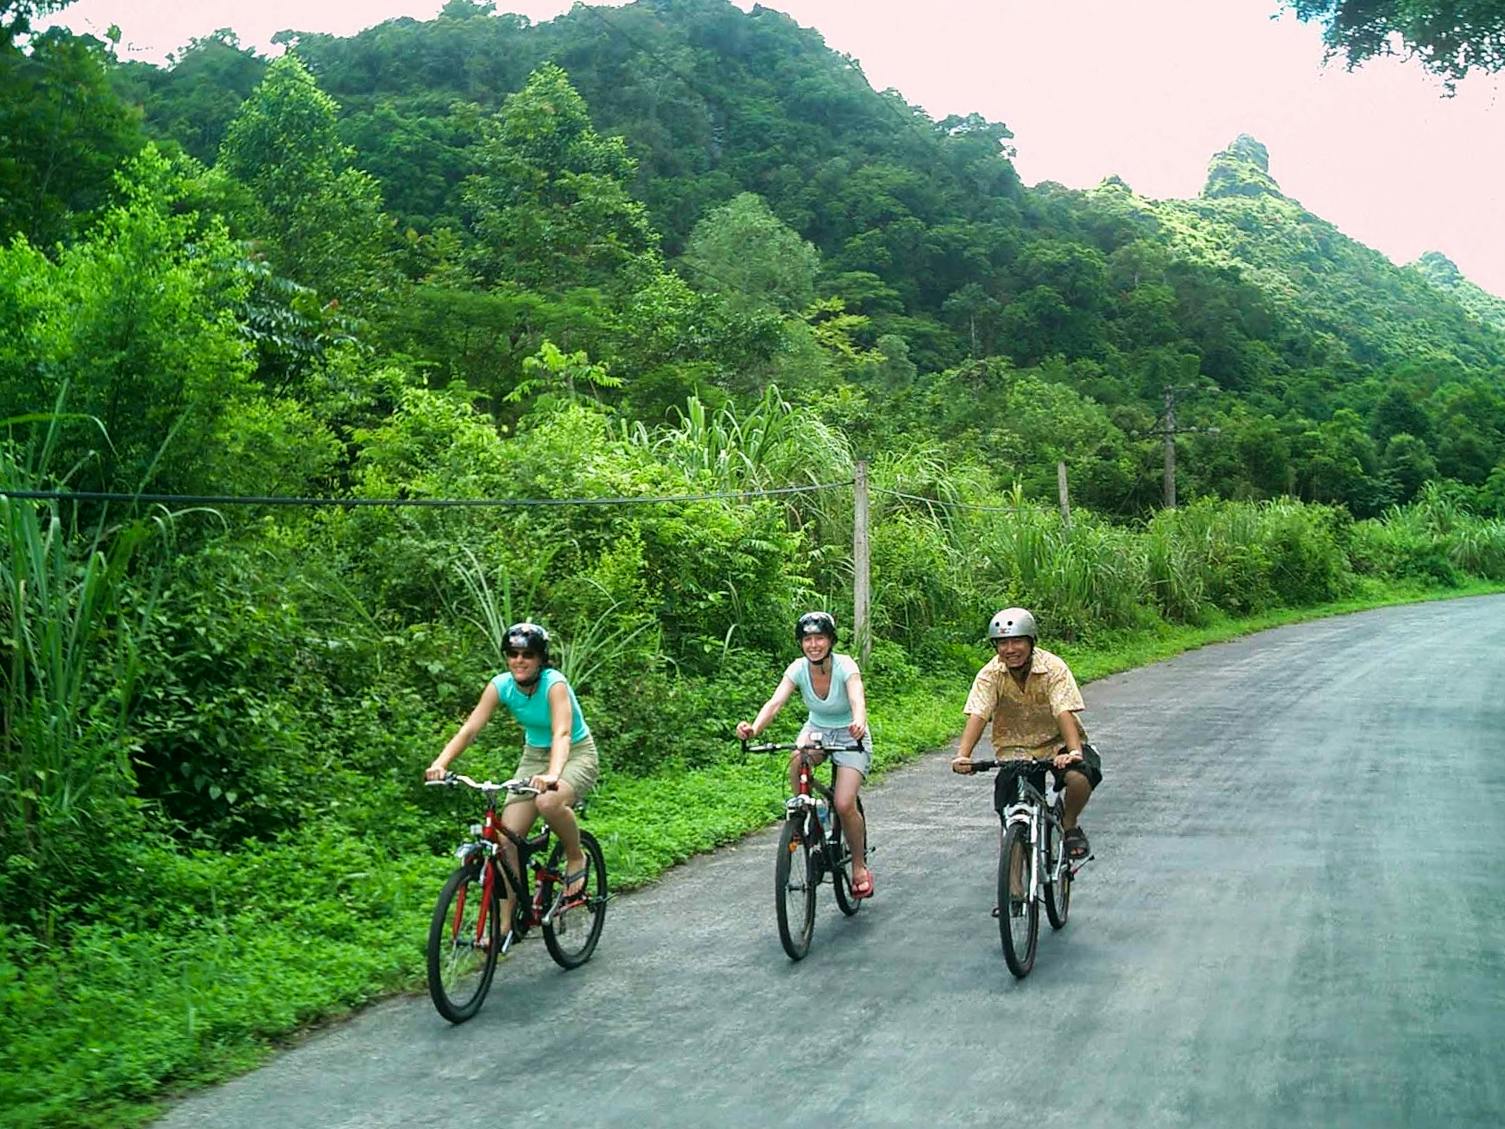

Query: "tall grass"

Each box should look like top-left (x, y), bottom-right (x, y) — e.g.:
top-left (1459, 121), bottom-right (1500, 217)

top-left (449, 546), bottom-right (659, 694)
top-left (0, 431), bottom-right (161, 930)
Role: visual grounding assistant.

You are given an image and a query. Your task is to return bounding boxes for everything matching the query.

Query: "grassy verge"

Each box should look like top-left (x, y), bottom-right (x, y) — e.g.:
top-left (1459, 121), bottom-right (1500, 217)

top-left (4, 579), bottom-right (1503, 1128)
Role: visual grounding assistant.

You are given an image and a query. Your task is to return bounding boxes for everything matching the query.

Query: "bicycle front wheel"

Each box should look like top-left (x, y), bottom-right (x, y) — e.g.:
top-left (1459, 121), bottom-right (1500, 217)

top-left (775, 816), bottom-right (817, 960)
top-left (1044, 820), bottom-right (1072, 930)
top-left (541, 829), bottom-right (608, 970)
top-left (427, 860), bottom-right (501, 1023)
top-left (831, 796), bottom-right (865, 917)
top-left (998, 823), bottom-right (1038, 978)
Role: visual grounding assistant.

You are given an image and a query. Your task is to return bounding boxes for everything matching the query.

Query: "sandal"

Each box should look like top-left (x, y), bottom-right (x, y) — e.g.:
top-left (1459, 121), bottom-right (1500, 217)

top-left (1064, 826), bottom-right (1090, 861)
top-left (850, 868), bottom-right (874, 899)
top-left (562, 864), bottom-right (590, 903)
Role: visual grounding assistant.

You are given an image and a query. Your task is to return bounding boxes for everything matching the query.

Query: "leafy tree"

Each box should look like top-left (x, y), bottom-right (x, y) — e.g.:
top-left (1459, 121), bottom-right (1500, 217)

top-left (1370, 382), bottom-right (1433, 444)
top-left (463, 63), bottom-right (660, 291)
top-left (0, 147), bottom-right (257, 494)
top-left (679, 191), bottom-right (819, 313)
top-left (0, 27), bottom-right (146, 247)
top-left (0, 0), bottom-right (68, 47)
top-left (119, 30), bottom-right (266, 164)
top-left (218, 54), bottom-right (394, 312)
top-left (1288, 0), bottom-right (1505, 86)
top-left (1381, 432), bottom-right (1439, 502)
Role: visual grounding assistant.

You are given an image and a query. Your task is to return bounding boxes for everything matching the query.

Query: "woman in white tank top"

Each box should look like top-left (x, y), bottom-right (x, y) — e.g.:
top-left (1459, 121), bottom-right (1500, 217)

top-left (735, 611), bottom-right (874, 898)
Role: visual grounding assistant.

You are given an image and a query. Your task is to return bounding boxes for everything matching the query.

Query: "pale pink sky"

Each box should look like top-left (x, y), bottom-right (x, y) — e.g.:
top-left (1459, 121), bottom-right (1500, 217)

top-left (42, 0), bottom-right (1505, 297)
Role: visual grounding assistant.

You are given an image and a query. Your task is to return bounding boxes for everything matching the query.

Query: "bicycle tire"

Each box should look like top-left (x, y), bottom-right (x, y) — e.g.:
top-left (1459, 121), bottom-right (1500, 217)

top-left (775, 816), bottom-right (816, 960)
top-left (541, 829), bottom-right (608, 970)
top-left (1044, 820), bottom-right (1071, 929)
top-left (830, 796), bottom-right (865, 917)
top-left (998, 822), bottom-right (1038, 978)
top-left (427, 860), bottom-right (501, 1023)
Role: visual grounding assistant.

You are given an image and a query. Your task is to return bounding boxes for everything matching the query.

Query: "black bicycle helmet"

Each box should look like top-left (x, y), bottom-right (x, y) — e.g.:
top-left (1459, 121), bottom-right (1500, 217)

top-left (795, 610), bottom-right (837, 644)
top-left (503, 621), bottom-right (550, 662)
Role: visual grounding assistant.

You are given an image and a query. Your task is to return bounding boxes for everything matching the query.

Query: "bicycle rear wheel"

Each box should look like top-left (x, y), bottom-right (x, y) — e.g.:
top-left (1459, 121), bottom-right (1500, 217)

top-left (775, 816), bottom-right (817, 960)
top-left (998, 823), bottom-right (1038, 978)
top-left (541, 830), bottom-right (608, 970)
top-left (427, 860), bottom-right (501, 1023)
top-left (1044, 820), bottom-right (1071, 929)
top-left (831, 796), bottom-right (865, 917)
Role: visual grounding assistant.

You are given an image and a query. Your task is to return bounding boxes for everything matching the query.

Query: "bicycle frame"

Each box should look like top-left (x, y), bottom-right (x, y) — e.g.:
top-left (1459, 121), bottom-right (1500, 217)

top-left (1001, 772), bottom-right (1062, 907)
top-left (747, 738), bottom-right (865, 873)
top-left (441, 778), bottom-right (574, 953)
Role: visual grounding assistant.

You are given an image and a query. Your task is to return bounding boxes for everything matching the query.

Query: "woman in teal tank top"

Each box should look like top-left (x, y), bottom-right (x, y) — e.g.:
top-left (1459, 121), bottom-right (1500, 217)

top-left (426, 622), bottom-right (601, 920)
top-left (736, 611), bottom-right (874, 898)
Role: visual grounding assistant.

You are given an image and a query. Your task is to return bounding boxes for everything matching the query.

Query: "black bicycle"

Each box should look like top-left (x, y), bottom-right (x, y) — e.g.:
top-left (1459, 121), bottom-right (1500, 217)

top-left (423, 773), bottom-right (608, 1023)
top-left (743, 738), bottom-right (869, 960)
top-left (966, 758), bottom-right (1090, 978)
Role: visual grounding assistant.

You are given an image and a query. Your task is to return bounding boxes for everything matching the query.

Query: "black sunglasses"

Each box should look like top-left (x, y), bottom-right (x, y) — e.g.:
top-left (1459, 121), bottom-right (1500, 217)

top-left (504, 648), bottom-right (537, 659)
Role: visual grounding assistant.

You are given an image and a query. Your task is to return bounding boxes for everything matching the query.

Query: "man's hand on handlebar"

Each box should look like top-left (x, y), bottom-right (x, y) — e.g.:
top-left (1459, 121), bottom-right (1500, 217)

top-left (951, 755), bottom-right (975, 775)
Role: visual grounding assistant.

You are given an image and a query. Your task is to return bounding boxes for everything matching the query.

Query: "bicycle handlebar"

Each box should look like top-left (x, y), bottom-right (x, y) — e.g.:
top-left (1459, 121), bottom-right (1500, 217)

top-left (425, 772), bottom-right (549, 796)
top-left (955, 757), bottom-right (1053, 773)
top-left (741, 738), bottom-right (868, 755)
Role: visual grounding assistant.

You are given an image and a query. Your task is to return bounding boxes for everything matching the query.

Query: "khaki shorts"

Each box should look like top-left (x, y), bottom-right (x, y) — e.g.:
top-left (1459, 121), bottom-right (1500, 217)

top-left (504, 734), bottom-right (600, 806)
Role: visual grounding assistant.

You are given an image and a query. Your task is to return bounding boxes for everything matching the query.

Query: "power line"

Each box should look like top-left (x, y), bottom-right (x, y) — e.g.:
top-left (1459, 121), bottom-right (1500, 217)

top-left (1, 480), bottom-right (854, 509)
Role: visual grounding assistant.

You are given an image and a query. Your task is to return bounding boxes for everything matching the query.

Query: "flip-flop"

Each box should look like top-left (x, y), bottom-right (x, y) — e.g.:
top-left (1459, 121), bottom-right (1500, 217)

top-left (562, 865), bottom-right (590, 903)
top-left (850, 869), bottom-right (874, 899)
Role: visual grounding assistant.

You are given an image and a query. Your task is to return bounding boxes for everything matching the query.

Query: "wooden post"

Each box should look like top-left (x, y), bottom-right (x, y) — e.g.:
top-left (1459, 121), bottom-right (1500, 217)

top-left (1163, 385), bottom-right (1177, 510)
top-left (852, 459), bottom-right (871, 665)
top-left (1057, 460), bottom-right (1071, 528)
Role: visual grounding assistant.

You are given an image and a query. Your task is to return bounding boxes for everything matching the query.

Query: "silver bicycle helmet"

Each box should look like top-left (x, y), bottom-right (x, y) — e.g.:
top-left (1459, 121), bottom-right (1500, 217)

top-left (986, 607), bottom-right (1037, 642)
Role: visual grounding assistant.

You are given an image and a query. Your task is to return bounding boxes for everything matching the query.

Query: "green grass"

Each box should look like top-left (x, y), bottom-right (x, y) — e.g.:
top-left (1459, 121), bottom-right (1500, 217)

top-left (4, 578), bottom-right (1503, 1128)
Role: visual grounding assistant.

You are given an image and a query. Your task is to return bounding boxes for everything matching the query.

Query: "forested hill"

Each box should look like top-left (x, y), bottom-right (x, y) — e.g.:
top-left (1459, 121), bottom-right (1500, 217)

top-left (11, 0), bottom-right (1505, 515)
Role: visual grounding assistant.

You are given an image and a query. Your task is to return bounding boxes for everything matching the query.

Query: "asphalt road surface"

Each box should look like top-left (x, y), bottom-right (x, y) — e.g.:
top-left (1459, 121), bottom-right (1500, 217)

top-left (155, 597), bottom-right (1505, 1128)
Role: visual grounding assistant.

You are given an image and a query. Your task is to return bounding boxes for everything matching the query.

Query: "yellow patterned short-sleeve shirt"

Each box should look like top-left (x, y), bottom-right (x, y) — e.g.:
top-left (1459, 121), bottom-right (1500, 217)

top-left (963, 647), bottom-right (1086, 759)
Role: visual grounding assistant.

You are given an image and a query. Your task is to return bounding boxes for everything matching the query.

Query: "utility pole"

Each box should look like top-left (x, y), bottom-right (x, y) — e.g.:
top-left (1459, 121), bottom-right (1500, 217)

top-left (1163, 385), bottom-right (1177, 509)
top-left (1157, 385), bottom-right (1220, 509)
top-left (852, 459), bottom-right (871, 664)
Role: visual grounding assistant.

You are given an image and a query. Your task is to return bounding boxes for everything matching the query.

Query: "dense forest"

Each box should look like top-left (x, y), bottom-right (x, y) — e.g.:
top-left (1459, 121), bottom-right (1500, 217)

top-left (4, 1), bottom-right (1505, 1124)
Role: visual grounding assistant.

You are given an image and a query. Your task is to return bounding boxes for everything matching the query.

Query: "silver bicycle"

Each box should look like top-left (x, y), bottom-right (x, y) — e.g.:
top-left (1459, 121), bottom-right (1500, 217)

top-left (969, 759), bottom-right (1091, 978)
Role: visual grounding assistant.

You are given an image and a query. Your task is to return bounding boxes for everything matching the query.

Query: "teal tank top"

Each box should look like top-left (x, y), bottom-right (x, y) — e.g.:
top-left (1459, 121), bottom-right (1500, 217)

top-left (491, 668), bottom-right (590, 746)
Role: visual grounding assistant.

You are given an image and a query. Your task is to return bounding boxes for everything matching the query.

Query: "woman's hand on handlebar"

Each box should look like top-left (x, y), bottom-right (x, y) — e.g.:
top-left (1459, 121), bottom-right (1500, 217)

top-left (735, 721), bottom-right (755, 741)
top-left (425, 760), bottom-right (449, 782)
top-left (847, 720), bottom-right (867, 742)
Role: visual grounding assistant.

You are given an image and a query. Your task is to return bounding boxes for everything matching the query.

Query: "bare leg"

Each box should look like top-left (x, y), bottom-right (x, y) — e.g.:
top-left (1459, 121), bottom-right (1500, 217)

top-left (535, 782), bottom-right (586, 893)
top-left (833, 765), bottom-right (868, 882)
top-left (1060, 770), bottom-right (1092, 831)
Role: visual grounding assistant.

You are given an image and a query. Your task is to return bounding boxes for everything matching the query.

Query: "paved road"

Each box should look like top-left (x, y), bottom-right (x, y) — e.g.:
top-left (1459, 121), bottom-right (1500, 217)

top-left (156, 598), bottom-right (1505, 1128)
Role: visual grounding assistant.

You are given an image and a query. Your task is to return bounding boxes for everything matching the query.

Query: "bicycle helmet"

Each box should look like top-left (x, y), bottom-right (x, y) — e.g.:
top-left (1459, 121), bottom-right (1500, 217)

top-left (794, 610), bottom-right (837, 644)
top-left (986, 607), bottom-right (1037, 642)
top-left (503, 621), bottom-right (550, 662)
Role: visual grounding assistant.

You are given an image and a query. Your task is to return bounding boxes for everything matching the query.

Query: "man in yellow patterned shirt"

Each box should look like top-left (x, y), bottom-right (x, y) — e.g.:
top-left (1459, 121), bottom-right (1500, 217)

top-left (951, 607), bottom-right (1102, 860)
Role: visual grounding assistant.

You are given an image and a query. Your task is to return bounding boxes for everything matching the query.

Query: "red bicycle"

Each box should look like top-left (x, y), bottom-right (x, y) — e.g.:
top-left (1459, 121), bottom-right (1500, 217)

top-left (424, 773), bottom-right (608, 1023)
top-left (743, 738), bottom-right (869, 960)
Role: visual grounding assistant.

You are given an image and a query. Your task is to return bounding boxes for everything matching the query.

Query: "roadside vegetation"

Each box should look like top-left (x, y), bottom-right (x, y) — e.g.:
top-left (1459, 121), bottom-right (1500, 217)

top-left (6, 1), bottom-right (1505, 1125)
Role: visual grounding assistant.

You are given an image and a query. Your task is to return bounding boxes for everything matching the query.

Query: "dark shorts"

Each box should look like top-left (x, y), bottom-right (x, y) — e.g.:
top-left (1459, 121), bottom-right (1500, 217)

top-left (992, 743), bottom-right (1103, 816)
